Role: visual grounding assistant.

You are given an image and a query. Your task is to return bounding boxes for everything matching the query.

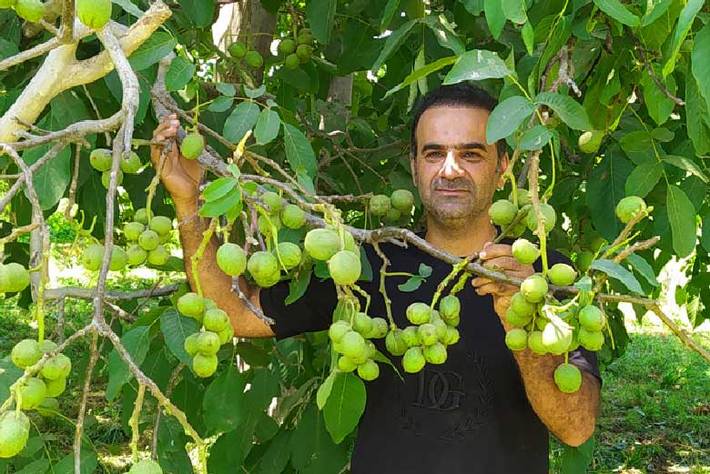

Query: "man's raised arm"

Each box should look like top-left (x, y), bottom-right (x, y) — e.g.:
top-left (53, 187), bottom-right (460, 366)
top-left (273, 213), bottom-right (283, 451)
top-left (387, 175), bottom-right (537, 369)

top-left (151, 114), bottom-right (274, 338)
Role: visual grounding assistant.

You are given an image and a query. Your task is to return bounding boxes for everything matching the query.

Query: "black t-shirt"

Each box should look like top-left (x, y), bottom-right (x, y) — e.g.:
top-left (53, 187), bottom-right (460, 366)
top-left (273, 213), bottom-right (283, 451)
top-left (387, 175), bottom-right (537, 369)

top-left (260, 240), bottom-right (601, 474)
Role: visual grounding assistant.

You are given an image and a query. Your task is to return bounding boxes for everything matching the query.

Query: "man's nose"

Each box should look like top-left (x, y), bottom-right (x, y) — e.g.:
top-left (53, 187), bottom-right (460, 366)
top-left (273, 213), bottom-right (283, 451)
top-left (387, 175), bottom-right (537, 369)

top-left (439, 150), bottom-right (464, 178)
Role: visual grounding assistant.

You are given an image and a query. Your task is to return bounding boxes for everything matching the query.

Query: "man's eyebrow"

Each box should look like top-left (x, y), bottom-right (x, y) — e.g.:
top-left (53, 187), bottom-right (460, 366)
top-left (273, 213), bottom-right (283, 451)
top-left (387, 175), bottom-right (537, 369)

top-left (420, 142), bottom-right (487, 152)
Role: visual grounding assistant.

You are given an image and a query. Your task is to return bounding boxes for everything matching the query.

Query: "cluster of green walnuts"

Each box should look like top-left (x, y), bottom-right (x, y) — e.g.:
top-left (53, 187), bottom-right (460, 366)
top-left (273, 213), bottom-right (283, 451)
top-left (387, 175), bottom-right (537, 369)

top-left (369, 189), bottom-right (415, 225)
top-left (489, 190), bottom-right (648, 393)
top-left (81, 209), bottom-right (174, 272)
top-left (89, 148), bottom-right (143, 190)
top-left (227, 28), bottom-right (316, 72)
top-left (177, 292), bottom-right (234, 378)
top-left (0, 339), bottom-right (71, 458)
top-left (391, 297), bottom-right (462, 373)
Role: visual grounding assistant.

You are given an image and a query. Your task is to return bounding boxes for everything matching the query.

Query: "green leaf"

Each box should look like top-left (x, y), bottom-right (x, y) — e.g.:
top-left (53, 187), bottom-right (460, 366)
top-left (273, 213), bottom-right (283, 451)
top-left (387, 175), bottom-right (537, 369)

top-left (484, 0), bottom-right (506, 39)
top-left (254, 108), bottom-right (281, 145)
top-left (691, 23), bottom-right (710, 112)
top-left (625, 162), bottom-right (662, 197)
top-left (371, 19), bottom-right (418, 71)
top-left (106, 325), bottom-right (151, 401)
top-left (112, 0), bottom-right (143, 17)
top-left (666, 185), bottom-right (697, 257)
top-left (662, 0), bottom-right (704, 77)
top-left (317, 371), bottom-right (337, 410)
top-left (323, 372), bottom-right (366, 443)
top-left (418, 263), bottom-right (432, 277)
top-left (23, 145), bottom-right (71, 210)
top-left (207, 413), bottom-right (259, 471)
top-left (521, 21), bottom-right (535, 55)
top-left (663, 155), bottom-right (708, 183)
top-left (619, 130), bottom-right (653, 154)
top-left (216, 83), bottom-right (236, 96)
top-left (245, 368), bottom-right (280, 411)
top-left (626, 253), bottom-right (659, 287)
top-left (486, 95), bottom-right (535, 143)
top-left (224, 101), bottom-right (260, 143)
top-left (685, 72), bottom-right (710, 155)
top-left (157, 416), bottom-right (192, 473)
top-left (178, 0), bottom-right (215, 27)
top-left (208, 95), bottom-right (233, 113)
top-left (235, 341), bottom-right (271, 367)
top-left (534, 92), bottom-right (591, 130)
top-left (160, 309), bottom-right (199, 367)
top-left (166, 56), bottom-right (195, 92)
top-left (398, 276), bottom-right (424, 292)
top-left (640, 68), bottom-right (676, 125)
top-left (502, 0), bottom-right (526, 24)
top-left (586, 148), bottom-right (633, 240)
top-left (641, 0), bottom-right (672, 26)
top-left (128, 32), bottom-right (177, 71)
top-left (592, 0), bottom-right (640, 27)
top-left (518, 125), bottom-right (552, 151)
top-left (590, 259), bottom-right (644, 295)
top-left (244, 84), bottom-right (266, 99)
top-left (423, 16), bottom-right (465, 55)
top-left (306, 0), bottom-right (336, 44)
top-left (286, 266), bottom-right (312, 305)
top-left (560, 436), bottom-right (594, 474)
top-left (380, 0), bottom-right (401, 31)
top-left (0, 358), bottom-right (22, 406)
top-left (443, 49), bottom-right (511, 85)
top-left (202, 177), bottom-right (238, 202)
top-left (283, 123), bottom-right (317, 183)
top-left (701, 211), bottom-right (710, 253)
top-left (199, 187), bottom-right (242, 218)
top-left (203, 365), bottom-right (247, 434)
top-left (384, 56), bottom-right (457, 99)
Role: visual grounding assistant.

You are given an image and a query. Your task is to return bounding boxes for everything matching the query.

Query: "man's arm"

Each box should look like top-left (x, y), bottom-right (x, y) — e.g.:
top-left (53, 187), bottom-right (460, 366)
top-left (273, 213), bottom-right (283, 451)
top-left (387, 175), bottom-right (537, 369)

top-left (151, 114), bottom-right (274, 339)
top-left (473, 243), bottom-right (601, 447)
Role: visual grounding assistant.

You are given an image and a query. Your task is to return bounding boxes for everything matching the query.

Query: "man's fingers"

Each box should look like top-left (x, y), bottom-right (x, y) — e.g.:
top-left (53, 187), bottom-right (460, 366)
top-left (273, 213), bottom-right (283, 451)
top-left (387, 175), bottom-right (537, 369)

top-left (479, 243), bottom-right (514, 260)
top-left (482, 256), bottom-right (519, 272)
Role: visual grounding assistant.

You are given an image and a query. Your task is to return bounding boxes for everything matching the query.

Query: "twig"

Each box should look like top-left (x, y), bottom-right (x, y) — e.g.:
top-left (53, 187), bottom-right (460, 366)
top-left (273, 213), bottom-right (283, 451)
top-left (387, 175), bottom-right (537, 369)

top-left (64, 143), bottom-right (82, 219)
top-left (636, 45), bottom-right (684, 107)
top-left (0, 223), bottom-right (39, 245)
top-left (74, 329), bottom-right (99, 474)
top-left (0, 37), bottom-right (61, 72)
top-left (129, 384), bottom-right (146, 462)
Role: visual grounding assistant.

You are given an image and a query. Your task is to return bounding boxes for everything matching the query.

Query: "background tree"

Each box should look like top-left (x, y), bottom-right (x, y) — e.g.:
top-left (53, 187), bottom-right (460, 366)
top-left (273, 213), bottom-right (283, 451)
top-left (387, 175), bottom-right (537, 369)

top-left (0, 0), bottom-right (708, 472)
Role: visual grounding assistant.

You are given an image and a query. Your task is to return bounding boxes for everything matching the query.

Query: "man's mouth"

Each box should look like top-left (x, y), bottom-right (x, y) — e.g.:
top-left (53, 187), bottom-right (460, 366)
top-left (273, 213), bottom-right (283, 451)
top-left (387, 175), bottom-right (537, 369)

top-left (434, 188), bottom-right (470, 194)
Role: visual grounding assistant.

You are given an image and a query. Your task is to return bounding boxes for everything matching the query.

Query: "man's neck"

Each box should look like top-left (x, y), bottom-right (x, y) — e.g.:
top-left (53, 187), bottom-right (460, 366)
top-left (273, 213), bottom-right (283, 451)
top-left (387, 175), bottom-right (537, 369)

top-left (424, 213), bottom-right (497, 257)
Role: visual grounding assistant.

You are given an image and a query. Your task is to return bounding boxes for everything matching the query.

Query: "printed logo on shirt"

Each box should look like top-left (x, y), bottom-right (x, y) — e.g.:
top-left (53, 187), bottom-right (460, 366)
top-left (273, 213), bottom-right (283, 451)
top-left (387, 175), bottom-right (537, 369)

top-left (400, 349), bottom-right (496, 441)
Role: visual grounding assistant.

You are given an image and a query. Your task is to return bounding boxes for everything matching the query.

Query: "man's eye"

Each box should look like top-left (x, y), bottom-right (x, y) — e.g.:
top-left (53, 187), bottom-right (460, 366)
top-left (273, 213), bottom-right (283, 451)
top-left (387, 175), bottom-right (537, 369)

top-left (426, 151), bottom-right (444, 159)
top-left (462, 152), bottom-right (481, 160)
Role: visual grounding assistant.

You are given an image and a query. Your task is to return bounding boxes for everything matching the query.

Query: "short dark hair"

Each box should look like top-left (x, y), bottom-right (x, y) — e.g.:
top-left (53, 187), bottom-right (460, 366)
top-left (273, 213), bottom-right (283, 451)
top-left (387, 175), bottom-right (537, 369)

top-left (409, 83), bottom-right (507, 159)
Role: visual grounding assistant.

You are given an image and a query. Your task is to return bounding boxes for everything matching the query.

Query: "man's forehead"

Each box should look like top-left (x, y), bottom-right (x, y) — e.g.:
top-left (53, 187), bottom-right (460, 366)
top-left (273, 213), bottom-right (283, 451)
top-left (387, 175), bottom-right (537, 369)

top-left (415, 105), bottom-right (491, 145)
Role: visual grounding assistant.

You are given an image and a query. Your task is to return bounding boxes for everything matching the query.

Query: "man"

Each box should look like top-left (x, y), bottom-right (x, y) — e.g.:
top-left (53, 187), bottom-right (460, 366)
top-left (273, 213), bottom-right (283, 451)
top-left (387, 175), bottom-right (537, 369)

top-left (152, 83), bottom-right (601, 473)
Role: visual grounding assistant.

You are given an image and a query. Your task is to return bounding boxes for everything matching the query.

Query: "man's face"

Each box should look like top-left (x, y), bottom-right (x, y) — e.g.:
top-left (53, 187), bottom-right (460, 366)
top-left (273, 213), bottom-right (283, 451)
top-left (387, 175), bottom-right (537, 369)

top-left (411, 105), bottom-right (507, 228)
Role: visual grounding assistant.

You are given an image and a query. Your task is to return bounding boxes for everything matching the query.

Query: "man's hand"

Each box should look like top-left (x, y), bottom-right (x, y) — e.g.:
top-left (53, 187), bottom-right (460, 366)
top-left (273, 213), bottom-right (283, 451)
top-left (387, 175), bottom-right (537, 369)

top-left (472, 242), bottom-right (534, 319)
top-left (150, 113), bottom-right (203, 203)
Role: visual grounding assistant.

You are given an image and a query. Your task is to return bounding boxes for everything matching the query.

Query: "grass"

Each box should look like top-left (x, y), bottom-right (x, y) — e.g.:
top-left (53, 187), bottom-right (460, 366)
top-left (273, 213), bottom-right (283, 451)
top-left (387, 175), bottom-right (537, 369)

top-left (564, 330), bottom-right (710, 473)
